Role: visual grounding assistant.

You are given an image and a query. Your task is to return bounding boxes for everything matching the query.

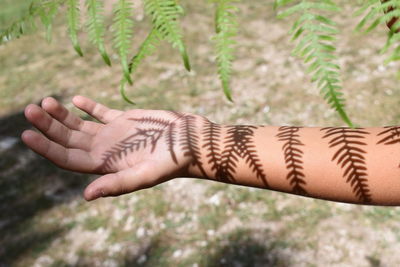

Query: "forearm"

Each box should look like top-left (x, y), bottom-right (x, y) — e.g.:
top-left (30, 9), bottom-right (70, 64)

top-left (22, 96), bottom-right (400, 203)
top-left (187, 120), bottom-right (400, 206)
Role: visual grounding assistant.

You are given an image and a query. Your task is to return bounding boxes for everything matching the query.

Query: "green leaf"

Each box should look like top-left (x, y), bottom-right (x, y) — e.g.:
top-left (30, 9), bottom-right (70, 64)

top-left (120, 29), bottom-right (161, 104)
top-left (67, 0), bottom-right (83, 56)
top-left (128, 28), bottom-right (160, 75)
top-left (112, 0), bottom-right (134, 84)
top-left (37, 0), bottom-right (60, 42)
top-left (213, 0), bottom-right (239, 102)
top-left (0, 1), bottom-right (42, 44)
top-left (276, 0), bottom-right (352, 126)
top-left (143, 0), bottom-right (191, 71)
top-left (86, 0), bottom-right (111, 66)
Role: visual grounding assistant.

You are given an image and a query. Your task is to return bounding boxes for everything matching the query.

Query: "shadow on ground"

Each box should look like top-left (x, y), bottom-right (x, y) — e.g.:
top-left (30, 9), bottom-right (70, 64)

top-left (0, 105), bottom-right (92, 265)
top-left (204, 229), bottom-right (290, 267)
top-left (122, 229), bottom-right (290, 267)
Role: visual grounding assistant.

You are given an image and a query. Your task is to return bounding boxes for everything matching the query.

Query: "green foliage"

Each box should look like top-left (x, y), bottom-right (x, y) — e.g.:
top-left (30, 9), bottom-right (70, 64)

top-left (0, 2), bottom-right (38, 44)
top-left (1, 0), bottom-right (399, 125)
top-left (66, 0), bottom-right (83, 56)
top-left (112, 0), bottom-right (135, 85)
top-left (0, 0), bottom-right (31, 31)
top-left (86, 0), bottom-right (111, 66)
top-left (37, 0), bottom-right (60, 42)
top-left (120, 28), bottom-right (161, 104)
top-left (121, 0), bottom-right (190, 103)
top-left (355, 0), bottom-right (400, 64)
top-left (0, 0), bottom-right (65, 44)
top-left (143, 0), bottom-right (190, 71)
top-left (129, 28), bottom-right (161, 75)
top-left (212, 0), bottom-right (240, 102)
top-left (275, 0), bottom-right (352, 127)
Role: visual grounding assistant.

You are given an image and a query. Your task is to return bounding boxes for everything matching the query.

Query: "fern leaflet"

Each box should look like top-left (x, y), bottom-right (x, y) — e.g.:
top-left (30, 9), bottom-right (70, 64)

top-left (120, 28), bottom-right (161, 104)
top-left (129, 28), bottom-right (161, 75)
top-left (37, 0), bottom-right (60, 42)
top-left (0, 2), bottom-right (38, 44)
top-left (113, 0), bottom-right (135, 85)
top-left (86, 0), bottom-right (111, 66)
top-left (275, 0), bottom-right (353, 127)
top-left (66, 0), bottom-right (83, 56)
top-left (143, 0), bottom-right (191, 71)
top-left (0, 16), bottom-right (34, 44)
top-left (212, 0), bottom-right (239, 102)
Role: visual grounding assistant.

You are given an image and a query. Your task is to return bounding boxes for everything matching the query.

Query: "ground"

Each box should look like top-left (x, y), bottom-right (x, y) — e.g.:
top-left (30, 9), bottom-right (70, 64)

top-left (1, 0), bottom-right (400, 266)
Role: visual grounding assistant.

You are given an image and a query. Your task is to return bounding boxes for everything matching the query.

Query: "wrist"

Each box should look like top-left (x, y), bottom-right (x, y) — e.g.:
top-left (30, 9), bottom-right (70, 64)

top-left (185, 122), bottom-right (270, 189)
top-left (178, 115), bottom-right (221, 180)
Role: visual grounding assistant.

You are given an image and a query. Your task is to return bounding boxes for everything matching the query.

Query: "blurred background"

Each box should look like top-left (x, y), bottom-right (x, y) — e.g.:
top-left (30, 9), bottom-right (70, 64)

top-left (1, 0), bottom-right (400, 266)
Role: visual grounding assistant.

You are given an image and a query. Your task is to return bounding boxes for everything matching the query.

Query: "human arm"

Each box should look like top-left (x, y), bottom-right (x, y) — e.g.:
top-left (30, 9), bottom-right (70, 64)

top-left (22, 96), bottom-right (400, 205)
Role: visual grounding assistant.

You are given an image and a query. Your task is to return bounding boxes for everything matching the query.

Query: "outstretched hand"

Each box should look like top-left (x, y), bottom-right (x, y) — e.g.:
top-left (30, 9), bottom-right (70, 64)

top-left (22, 96), bottom-right (202, 201)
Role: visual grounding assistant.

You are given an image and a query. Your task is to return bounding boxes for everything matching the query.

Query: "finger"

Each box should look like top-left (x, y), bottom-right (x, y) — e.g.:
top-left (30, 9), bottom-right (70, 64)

top-left (21, 130), bottom-right (96, 173)
top-left (41, 96), bottom-right (102, 135)
top-left (24, 104), bottom-right (93, 151)
top-left (84, 163), bottom-right (163, 201)
top-left (72, 95), bottom-right (123, 124)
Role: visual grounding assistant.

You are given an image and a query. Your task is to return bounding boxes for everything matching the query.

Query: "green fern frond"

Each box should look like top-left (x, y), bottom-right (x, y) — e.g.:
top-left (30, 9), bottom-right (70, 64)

top-left (0, 2), bottom-right (38, 44)
top-left (37, 0), bottom-right (60, 42)
top-left (67, 0), bottom-right (83, 56)
top-left (143, 0), bottom-right (191, 71)
top-left (212, 0), bottom-right (239, 102)
top-left (276, 0), bottom-right (353, 127)
top-left (112, 0), bottom-right (134, 85)
top-left (129, 28), bottom-right (161, 74)
top-left (0, 18), bottom-right (34, 44)
top-left (120, 28), bottom-right (161, 104)
top-left (355, 0), bottom-right (400, 65)
top-left (86, 0), bottom-right (111, 66)
top-left (0, 0), bottom-right (66, 45)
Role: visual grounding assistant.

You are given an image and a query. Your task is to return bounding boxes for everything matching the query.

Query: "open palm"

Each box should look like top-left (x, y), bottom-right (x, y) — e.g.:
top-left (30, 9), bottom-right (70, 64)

top-left (22, 96), bottom-right (199, 200)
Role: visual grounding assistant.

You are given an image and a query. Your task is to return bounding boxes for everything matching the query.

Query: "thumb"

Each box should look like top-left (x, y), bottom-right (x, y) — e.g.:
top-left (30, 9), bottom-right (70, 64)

top-left (84, 165), bottom-right (164, 201)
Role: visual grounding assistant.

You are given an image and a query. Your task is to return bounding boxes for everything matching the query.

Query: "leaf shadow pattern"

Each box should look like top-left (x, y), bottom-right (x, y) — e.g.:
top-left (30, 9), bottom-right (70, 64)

top-left (377, 126), bottom-right (400, 145)
top-left (321, 127), bottom-right (371, 203)
top-left (97, 112), bottom-right (208, 175)
top-left (276, 126), bottom-right (308, 195)
top-left (130, 116), bottom-right (183, 164)
top-left (97, 113), bottom-right (184, 172)
top-left (216, 126), bottom-right (268, 187)
top-left (377, 126), bottom-right (400, 167)
top-left (180, 115), bottom-right (208, 178)
top-left (202, 120), bottom-right (222, 176)
top-left (99, 127), bottom-right (164, 172)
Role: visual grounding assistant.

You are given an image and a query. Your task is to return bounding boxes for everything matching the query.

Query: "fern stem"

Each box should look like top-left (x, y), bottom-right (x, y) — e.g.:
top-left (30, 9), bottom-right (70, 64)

top-left (119, 28), bottom-right (161, 104)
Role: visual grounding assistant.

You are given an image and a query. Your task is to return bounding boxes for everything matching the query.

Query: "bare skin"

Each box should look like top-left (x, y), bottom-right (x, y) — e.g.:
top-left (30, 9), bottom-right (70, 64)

top-left (22, 96), bottom-right (199, 201)
top-left (22, 96), bottom-right (400, 205)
